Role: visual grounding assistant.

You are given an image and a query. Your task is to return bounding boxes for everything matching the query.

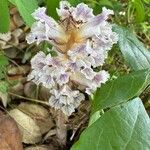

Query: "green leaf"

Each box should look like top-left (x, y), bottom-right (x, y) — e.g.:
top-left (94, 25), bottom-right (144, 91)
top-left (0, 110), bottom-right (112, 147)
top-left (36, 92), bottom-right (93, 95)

top-left (0, 0), bottom-right (10, 33)
top-left (69, 0), bottom-right (85, 6)
top-left (46, 0), bottom-right (59, 20)
top-left (0, 81), bottom-right (9, 93)
top-left (133, 0), bottom-right (145, 22)
top-left (8, 0), bottom-right (16, 5)
top-left (88, 110), bottom-right (101, 126)
top-left (113, 25), bottom-right (150, 71)
top-left (93, 69), bottom-right (150, 113)
top-left (143, 0), bottom-right (150, 3)
top-left (98, 0), bottom-right (114, 9)
top-left (72, 98), bottom-right (150, 150)
top-left (0, 54), bottom-right (9, 79)
top-left (0, 54), bottom-right (9, 66)
top-left (9, 0), bottom-right (38, 27)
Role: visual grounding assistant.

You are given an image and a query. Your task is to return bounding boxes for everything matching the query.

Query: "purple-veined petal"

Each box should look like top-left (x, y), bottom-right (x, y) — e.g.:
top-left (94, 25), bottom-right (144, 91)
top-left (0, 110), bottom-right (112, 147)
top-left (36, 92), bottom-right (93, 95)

top-left (30, 51), bottom-right (46, 69)
top-left (61, 104), bottom-right (75, 116)
top-left (26, 22), bottom-right (47, 44)
top-left (93, 70), bottom-right (110, 85)
top-left (40, 74), bottom-right (55, 88)
top-left (79, 7), bottom-right (114, 39)
top-left (32, 7), bottom-right (57, 26)
top-left (68, 61), bottom-right (79, 72)
top-left (56, 1), bottom-right (73, 19)
top-left (72, 3), bottom-right (94, 22)
top-left (81, 67), bottom-right (96, 80)
top-left (32, 7), bottom-right (68, 44)
top-left (49, 95), bottom-right (62, 109)
top-left (57, 72), bottom-right (70, 85)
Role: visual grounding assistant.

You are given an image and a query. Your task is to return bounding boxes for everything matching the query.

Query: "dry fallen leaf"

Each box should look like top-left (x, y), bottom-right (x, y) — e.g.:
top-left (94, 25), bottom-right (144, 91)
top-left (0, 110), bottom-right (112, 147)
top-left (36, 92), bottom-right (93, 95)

top-left (24, 82), bottom-right (37, 98)
top-left (9, 109), bottom-right (42, 144)
top-left (10, 82), bottom-right (24, 96)
top-left (0, 111), bottom-right (23, 150)
top-left (18, 103), bottom-right (54, 134)
top-left (39, 86), bottom-right (51, 101)
top-left (4, 47), bottom-right (18, 58)
top-left (25, 145), bottom-right (53, 150)
top-left (7, 65), bottom-right (30, 75)
top-left (0, 91), bottom-right (9, 107)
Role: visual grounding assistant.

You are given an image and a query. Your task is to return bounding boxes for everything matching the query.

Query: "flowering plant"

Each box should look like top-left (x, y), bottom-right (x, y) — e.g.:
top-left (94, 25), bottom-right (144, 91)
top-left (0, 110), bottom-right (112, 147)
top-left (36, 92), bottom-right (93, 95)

top-left (1, 0), bottom-right (149, 149)
top-left (26, 1), bottom-right (118, 116)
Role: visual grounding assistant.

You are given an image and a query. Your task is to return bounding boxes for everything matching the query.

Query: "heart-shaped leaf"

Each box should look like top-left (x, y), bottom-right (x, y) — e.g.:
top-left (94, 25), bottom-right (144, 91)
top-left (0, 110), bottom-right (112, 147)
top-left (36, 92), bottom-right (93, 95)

top-left (93, 69), bottom-right (150, 112)
top-left (72, 98), bottom-right (150, 150)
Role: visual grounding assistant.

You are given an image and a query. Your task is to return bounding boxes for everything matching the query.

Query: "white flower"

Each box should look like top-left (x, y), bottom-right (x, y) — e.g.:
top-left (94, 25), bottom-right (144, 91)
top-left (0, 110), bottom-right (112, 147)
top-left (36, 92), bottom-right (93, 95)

top-left (49, 85), bottom-right (84, 115)
top-left (27, 1), bottom-right (118, 115)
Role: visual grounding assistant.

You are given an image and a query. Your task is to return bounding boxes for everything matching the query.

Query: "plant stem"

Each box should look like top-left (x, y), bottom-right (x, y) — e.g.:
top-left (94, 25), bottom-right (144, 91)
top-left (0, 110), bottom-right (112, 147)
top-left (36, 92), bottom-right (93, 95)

top-left (56, 110), bottom-right (68, 148)
top-left (8, 92), bottom-right (49, 106)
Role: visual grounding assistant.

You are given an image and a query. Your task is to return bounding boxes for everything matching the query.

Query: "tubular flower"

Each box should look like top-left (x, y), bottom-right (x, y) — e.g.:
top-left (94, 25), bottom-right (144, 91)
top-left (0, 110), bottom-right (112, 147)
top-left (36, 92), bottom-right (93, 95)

top-left (26, 1), bottom-right (118, 115)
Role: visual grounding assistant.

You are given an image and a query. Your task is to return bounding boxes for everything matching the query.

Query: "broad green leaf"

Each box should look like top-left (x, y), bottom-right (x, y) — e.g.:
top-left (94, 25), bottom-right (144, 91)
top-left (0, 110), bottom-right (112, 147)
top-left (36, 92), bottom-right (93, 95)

top-left (72, 98), bottom-right (150, 150)
top-left (46, 0), bottom-right (59, 20)
top-left (0, 0), bottom-right (10, 33)
top-left (93, 69), bottom-right (150, 112)
top-left (113, 25), bottom-right (150, 71)
top-left (9, 0), bottom-right (38, 27)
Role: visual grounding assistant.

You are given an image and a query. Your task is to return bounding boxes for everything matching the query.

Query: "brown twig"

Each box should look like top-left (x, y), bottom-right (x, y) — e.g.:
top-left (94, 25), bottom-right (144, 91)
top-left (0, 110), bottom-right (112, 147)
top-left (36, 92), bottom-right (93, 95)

top-left (8, 92), bottom-right (49, 106)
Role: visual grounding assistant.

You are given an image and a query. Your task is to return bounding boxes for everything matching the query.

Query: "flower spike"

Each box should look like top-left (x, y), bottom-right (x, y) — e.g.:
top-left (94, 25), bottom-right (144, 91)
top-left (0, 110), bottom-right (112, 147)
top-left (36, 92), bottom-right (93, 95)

top-left (26, 1), bottom-right (118, 115)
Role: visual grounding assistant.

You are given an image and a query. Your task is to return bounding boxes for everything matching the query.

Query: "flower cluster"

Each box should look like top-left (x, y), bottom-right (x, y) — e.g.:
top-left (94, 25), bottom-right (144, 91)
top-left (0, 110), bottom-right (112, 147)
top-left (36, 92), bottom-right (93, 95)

top-left (26, 1), bottom-right (118, 115)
